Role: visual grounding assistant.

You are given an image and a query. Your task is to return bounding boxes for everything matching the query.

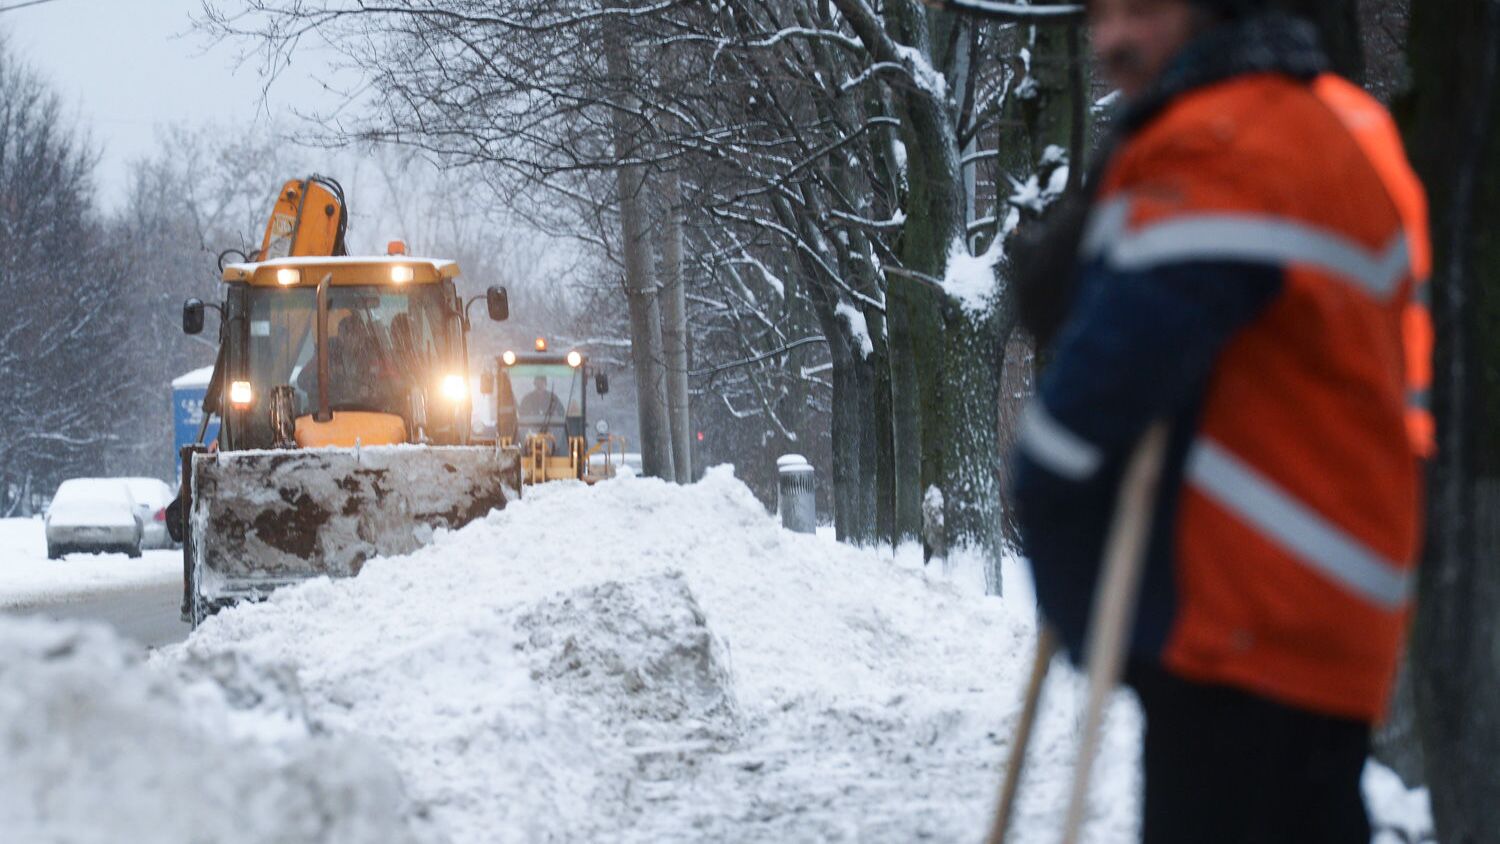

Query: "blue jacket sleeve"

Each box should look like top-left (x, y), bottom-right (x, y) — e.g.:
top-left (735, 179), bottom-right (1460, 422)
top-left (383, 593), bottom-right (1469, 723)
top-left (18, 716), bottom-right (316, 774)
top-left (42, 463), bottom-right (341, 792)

top-left (1012, 257), bottom-right (1282, 655)
top-left (1036, 259), bottom-right (1282, 456)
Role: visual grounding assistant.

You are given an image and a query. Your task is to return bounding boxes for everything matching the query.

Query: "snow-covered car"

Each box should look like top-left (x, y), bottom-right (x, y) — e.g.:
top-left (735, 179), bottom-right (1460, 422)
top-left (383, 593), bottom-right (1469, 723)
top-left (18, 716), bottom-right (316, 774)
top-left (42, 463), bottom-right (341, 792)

top-left (45, 478), bottom-right (143, 559)
top-left (123, 477), bottom-right (176, 550)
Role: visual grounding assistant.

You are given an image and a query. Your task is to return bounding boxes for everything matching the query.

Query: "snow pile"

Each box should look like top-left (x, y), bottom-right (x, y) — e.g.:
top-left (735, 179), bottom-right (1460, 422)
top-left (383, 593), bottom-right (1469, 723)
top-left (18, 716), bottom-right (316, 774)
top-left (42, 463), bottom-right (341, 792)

top-left (5, 466), bottom-right (1421, 842)
top-left (1365, 762), bottom-right (1435, 843)
top-left (171, 467), bottom-right (1142, 843)
top-left (0, 615), bottom-right (433, 844)
top-left (0, 518), bottom-right (179, 608)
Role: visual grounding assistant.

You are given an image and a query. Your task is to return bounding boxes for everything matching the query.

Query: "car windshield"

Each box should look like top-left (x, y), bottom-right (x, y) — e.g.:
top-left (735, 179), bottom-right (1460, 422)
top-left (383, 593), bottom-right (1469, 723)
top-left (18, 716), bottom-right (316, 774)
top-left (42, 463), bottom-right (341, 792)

top-left (508, 363), bottom-right (582, 442)
top-left (244, 283), bottom-right (460, 423)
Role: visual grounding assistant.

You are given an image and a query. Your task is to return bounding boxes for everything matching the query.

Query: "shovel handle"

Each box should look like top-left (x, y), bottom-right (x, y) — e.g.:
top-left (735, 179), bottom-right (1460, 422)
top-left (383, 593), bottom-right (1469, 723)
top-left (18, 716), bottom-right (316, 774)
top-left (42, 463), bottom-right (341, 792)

top-left (1060, 422), bottom-right (1171, 844)
top-left (987, 625), bottom-right (1060, 844)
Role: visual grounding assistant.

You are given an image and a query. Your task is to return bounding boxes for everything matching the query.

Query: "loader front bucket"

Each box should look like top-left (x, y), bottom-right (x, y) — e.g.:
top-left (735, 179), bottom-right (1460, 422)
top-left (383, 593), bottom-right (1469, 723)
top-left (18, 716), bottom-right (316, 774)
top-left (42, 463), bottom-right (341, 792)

top-left (187, 444), bottom-right (520, 623)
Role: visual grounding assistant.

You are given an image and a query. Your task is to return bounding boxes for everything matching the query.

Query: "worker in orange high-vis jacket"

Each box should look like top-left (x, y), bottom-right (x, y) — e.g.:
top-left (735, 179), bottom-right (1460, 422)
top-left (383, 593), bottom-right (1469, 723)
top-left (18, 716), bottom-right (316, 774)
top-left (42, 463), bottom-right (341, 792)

top-left (1010, 1), bottom-right (1433, 841)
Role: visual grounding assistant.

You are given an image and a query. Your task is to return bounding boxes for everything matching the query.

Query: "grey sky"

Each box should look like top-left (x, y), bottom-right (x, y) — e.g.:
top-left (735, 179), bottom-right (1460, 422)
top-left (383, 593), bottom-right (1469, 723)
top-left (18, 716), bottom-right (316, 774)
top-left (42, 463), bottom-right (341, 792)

top-left (7, 0), bottom-right (583, 293)
top-left (7, 0), bottom-right (339, 210)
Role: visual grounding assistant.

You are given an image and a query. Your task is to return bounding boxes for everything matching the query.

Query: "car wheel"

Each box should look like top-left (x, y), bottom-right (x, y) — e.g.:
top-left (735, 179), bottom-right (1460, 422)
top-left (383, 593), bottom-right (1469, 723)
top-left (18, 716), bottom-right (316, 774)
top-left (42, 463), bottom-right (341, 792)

top-left (47, 544), bottom-right (61, 560)
top-left (127, 543), bottom-right (142, 559)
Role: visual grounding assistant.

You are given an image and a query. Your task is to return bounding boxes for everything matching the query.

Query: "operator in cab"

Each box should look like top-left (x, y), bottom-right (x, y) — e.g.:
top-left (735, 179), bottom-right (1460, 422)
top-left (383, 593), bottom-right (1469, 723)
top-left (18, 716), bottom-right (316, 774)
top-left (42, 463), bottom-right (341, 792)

top-left (518, 376), bottom-right (565, 452)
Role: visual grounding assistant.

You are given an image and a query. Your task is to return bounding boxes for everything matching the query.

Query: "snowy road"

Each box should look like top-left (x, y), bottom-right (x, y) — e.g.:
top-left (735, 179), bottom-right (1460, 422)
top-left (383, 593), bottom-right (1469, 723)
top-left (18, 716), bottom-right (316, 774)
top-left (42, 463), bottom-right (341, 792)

top-left (0, 518), bottom-right (188, 648)
top-left (8, 577), bottom-right (189, 649)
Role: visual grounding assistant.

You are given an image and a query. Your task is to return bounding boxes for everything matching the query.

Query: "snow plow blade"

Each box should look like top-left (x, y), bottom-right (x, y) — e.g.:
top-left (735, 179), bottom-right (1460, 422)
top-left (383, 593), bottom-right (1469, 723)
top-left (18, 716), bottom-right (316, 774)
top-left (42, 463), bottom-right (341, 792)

top-left (187, 445), bottom-right (520, 622)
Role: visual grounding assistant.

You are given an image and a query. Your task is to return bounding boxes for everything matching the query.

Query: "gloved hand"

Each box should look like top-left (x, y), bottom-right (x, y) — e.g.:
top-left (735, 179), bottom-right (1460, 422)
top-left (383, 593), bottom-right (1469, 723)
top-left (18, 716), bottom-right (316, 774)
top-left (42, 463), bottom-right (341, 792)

top-left (1011, 191), bottom-right (1091, 351)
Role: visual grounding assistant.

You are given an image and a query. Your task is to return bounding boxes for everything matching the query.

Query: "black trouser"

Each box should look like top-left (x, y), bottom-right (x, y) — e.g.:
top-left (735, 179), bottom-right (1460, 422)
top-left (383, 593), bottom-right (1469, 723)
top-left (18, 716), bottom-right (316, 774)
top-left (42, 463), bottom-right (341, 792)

top-left (1128, 662), bottom-right (1372, 844)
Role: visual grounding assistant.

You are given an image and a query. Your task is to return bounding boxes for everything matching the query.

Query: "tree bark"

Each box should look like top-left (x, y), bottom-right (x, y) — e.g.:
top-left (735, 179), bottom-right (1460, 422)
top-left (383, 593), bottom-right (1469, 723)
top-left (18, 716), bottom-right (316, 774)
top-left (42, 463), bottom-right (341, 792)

top-left (604, 12), bottom-right (674, 480)
top-left (940, 299), bottom-right (1009, 589)
top-left (854, 307), bottom-right (883, 546)
top-left (886, 278), bottom-right (931, 546)
top-left (659, 171), bottom-right (693, 483)
top-left (1403, 1), bottom-right (1500, 841)
top-left (872, 308), bottom-right (899, 545)
top-left (821, 312), bottom-right (859, 539)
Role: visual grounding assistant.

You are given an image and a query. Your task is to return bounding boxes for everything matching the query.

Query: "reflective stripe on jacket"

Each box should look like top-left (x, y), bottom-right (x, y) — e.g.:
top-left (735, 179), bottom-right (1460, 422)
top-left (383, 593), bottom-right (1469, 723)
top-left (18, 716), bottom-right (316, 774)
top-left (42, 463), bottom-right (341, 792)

top-left (1014, 72), bottom-right (1429, 722)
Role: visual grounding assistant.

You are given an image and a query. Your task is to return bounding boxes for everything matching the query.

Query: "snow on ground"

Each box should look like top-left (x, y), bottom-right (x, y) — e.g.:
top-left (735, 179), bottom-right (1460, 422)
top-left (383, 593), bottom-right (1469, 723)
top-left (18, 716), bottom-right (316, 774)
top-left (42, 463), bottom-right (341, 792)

top-left (0, 518), bottom-right (180, 609)
top-left (1366, 762), bottom-right (1435, 844)
top-left (169, 467), bottom-right (1141, 843)
top-left (0, 469), bottom-right (1436, 842)
top-left (0, 615), bottom-right (435, 844)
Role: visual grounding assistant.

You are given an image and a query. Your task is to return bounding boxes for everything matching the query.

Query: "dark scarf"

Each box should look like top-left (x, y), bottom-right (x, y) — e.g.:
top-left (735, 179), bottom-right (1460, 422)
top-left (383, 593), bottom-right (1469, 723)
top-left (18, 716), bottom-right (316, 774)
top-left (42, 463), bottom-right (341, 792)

top-left (1013, 13), bottom-right (1331, 349)
top-left (1116, 12), bottom-right (1329, 136)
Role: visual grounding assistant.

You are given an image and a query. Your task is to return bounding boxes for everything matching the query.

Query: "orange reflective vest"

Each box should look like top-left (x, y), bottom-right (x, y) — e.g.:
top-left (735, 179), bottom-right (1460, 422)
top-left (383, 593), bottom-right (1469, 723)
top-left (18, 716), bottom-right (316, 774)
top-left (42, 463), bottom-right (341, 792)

top-left (1312, 75), bottom-right (1436, 458)
top-left (1089, 73), bottom-right (1430, 720)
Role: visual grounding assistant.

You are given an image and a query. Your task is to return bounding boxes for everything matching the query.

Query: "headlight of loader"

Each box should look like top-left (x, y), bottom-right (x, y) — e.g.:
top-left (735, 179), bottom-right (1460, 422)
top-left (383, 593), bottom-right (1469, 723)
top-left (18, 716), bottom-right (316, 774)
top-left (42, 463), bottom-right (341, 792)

top-left (566, 350), bottom-right (583, 368)
top-left (229, 381), bottom-right (254, 407)
top-left (501, 350), bottom-right (517, 366)
top-left (440, 374), bottom-right (468, 402)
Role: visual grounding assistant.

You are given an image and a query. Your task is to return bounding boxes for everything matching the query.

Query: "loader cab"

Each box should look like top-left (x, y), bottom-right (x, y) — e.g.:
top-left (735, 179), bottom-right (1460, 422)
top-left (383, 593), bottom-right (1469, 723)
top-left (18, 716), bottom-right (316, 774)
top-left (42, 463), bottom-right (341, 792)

top-left (487, 343), bottom-right (622, 484)
top-left (208, 256), bottom-right (490, 451)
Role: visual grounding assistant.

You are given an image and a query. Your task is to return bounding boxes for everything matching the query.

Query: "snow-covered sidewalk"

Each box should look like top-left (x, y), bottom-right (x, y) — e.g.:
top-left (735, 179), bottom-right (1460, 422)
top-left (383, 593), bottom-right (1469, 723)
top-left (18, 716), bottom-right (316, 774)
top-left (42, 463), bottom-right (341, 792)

top-left (0, 518), bottom-right (180, 609)
top-left (0, 470), bottom-right (1434, 842)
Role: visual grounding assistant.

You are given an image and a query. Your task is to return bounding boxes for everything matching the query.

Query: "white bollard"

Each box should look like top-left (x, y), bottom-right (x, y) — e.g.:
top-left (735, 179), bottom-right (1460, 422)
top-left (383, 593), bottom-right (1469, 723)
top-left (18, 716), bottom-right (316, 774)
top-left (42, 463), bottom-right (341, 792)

top-left (776, 454), bottom-right (817, 534)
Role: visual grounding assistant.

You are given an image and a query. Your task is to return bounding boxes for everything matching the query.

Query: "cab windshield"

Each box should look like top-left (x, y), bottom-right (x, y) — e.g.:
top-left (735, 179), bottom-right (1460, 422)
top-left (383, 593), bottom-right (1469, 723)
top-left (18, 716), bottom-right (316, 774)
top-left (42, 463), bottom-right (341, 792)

top-left (243, 283), bottom-right (461, 426)
top-left (508, 363), bottom-right (583, 445)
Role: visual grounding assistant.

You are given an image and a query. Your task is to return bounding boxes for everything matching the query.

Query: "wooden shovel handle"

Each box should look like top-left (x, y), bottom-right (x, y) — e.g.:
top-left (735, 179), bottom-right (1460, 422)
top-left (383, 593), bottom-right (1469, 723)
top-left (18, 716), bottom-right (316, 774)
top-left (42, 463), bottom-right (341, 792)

top-left (1060, 422), bottom-right (1171, 844)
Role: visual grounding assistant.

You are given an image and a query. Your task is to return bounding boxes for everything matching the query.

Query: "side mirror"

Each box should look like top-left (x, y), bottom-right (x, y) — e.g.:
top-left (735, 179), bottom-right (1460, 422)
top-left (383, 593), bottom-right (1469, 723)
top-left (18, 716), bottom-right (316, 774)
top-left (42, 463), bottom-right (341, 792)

top-left (480, 372), bottom-right (494, 395)
top-left (595, 371), bottom-right (609, 396)
top-left (486, 286), bottom-right (509, 322)
top-left (183, 299), bottom-right (205, 336)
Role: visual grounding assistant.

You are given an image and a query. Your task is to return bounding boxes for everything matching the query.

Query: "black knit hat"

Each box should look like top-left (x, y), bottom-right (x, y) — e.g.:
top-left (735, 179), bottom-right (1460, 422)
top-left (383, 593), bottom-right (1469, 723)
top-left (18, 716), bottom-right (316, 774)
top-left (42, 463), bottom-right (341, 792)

top-left (1188, 0), bottom-right (1271, 17)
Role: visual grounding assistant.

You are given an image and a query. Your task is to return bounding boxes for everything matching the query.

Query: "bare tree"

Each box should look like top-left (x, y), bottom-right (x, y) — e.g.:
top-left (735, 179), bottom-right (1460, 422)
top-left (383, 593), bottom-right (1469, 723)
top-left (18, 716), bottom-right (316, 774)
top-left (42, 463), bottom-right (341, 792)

top-left (198, 0), bottom-right (1085, 577)
top-left (0, 42), bottom-right (138, 507)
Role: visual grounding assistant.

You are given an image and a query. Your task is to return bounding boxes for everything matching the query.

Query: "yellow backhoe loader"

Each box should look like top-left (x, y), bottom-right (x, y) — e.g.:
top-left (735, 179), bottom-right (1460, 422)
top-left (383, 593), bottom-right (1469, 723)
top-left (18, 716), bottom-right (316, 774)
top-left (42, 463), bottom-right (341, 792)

top-left (173, 176), bottom-right (521, 626)
top-left (479, 339), bottom-right (624, 485)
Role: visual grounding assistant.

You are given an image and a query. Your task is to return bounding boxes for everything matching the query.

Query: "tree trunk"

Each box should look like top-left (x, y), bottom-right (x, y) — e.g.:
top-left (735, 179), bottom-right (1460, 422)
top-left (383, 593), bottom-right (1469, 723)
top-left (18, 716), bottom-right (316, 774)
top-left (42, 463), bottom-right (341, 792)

top-left (659, 171), bottom-right (693, 483)
top-left (871, 308), bottom-right (899, 545)
top-left (885, 279), bottom-right (929, 546)
top-left (604, 14), bottom-right (674, 480)
top-left (883, 4), bottom-right (966, 562)
top-left (823, 320), bottom-right (859, 540)
top-left (1403, 2), bottom-right (1500, 841)
top-left (940, 300), bottom-right (1008, 589)
top-left (853, 307), bottom-right (882, 546)
top-left (811, 285), bottom-right (882, 545)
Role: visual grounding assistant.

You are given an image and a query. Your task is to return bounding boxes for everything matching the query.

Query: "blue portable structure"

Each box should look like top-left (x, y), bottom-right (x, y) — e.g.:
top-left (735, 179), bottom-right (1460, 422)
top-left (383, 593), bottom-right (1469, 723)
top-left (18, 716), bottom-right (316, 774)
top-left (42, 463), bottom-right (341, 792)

top-left (173, 366), bottom-right (219, 476)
